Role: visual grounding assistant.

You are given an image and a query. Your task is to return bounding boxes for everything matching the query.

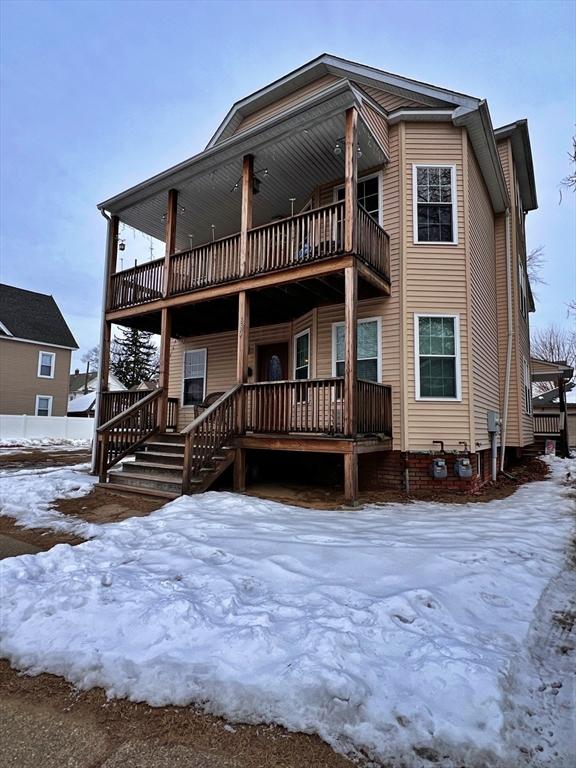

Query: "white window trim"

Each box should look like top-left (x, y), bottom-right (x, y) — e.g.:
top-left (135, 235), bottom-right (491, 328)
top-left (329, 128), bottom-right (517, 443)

top-left (333, 171), bottom-right (384, 226)
top-left (35, 395), bottom-right (53, 416)
top-left (412, 163), bottom-right (458, 245)
top-left (293, 328), bottom-right (311, 379)
top-left (181, 347), bottom-right (207, 407)
top-left (37, 350), bottom-right (56, 379)
top-left (331, 316), bottom-right (382, 382)
top-left (414, 313), bottom-right (462, 401)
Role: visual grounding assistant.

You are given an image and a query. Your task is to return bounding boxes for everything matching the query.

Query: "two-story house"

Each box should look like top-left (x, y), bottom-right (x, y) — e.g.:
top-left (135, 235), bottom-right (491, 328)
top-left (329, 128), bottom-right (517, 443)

top-left (0, 284), bottom-right (78, 417)
top-left (94, 54), bottom-right (536, 503)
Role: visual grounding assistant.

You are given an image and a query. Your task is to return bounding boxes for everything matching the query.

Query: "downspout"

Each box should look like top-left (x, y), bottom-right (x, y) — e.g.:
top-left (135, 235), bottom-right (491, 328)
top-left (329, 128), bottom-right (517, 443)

top-left (91, 209), bottom-right (113, 474)
top-left (500, 207), bottom-right (513, 473)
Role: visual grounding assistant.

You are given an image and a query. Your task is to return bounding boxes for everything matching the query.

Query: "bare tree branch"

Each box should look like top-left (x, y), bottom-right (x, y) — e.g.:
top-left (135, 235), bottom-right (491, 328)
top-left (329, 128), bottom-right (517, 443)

top-left (526, 245), bottom-right (546, 288)
top-left (531, 324), bottom-right (576, 392)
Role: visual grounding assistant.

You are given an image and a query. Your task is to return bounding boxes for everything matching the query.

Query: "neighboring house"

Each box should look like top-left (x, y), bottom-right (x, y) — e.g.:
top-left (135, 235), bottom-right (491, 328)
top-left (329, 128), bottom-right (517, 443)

top-left (531, 358), bottom-right (574, 455)
top-left (67, 391), bottom-right (96, 418)
top-left (0, 284), bottom-right (78, 417)
top-left (129, 379), bottom-right (159, 392)
top-left (94, 54), bottom-right (537, 502)
top-left (69, 369), bottom-right (126, 399)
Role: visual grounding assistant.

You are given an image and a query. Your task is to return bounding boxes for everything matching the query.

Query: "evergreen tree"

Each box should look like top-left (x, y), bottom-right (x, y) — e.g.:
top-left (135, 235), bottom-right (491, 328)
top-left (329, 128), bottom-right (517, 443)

top-left (110, 328), bottom-right (159, 389)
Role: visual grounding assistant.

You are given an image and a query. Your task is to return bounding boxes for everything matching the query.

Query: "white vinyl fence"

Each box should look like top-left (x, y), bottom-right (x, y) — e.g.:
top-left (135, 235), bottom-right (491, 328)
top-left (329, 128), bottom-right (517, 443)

top-left (0, 414), bottom-right (95, 442)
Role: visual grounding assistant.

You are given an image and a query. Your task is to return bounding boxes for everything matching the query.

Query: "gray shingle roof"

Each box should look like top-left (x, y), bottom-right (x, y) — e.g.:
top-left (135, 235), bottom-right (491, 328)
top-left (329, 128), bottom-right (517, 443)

top-left (0, 284), bottom-right (78, 348)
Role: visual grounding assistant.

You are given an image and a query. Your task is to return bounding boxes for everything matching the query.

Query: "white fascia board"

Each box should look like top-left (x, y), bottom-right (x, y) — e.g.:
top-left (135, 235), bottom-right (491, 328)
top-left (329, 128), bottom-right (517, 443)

top-left (0, 335), bottom-right (76, 351)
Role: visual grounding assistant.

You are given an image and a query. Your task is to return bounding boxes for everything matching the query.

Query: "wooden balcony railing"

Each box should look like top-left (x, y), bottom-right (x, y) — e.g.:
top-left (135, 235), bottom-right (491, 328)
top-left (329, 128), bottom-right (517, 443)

top-left (533, 414), bottom-right (560, 434)
top-left (170, 233), bottom-right (241, 295)
top-left (356, 380), bottom-right (392, 435)
top-left (245, 378), bottom-right (345, 435)
top-left (109, 259), bottom-right (164, 311)
top-left (246, 201), bottom-right (344, 276)
top-left (107, 201), bottom-right (390, 313)
top-left (357, 204), bottom-right (390, 278)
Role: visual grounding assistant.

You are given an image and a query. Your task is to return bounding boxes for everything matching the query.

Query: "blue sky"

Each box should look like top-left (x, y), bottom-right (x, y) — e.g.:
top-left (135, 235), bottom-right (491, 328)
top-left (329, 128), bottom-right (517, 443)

top-left (1, 0), bottom-right (574, 369)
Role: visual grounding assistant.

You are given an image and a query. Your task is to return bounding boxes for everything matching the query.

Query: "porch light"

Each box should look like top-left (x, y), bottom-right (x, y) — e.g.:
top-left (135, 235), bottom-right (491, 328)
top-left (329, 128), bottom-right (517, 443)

top-left (333, 140), bottom-right (342, 156)
top-left (118, 240), bottom-right (126, 252)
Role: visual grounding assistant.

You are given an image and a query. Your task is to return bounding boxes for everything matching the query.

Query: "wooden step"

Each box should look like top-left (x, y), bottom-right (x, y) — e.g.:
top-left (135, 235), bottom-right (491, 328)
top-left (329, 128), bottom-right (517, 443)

top-left (108, 469), bottom-right (183, 494)
top-left (156, 432), bottom-right (186, 444)
top-left (143, 441), bottom-right (186, 454)
top-left (127, 460), bottom-right (184, 478)
top-left (95, 482), bottom-right (179, 501)
top-left (135, 450), bottom-right (185, 465)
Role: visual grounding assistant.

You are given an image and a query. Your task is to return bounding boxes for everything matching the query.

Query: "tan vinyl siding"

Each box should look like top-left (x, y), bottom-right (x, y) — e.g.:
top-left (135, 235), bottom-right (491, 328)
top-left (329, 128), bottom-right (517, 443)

top-left (361, 84), bottom-right (436, 112)
top-left (402, 122), bottom-right (471, 451)
top-left (359, 101), bottom-right (389, 156)
top-left (235, 75), bottom-right (339, 135)
top-left (0, 339), bottom-right (72, 416)
top-left (468, 142), bottom-right (499, 448)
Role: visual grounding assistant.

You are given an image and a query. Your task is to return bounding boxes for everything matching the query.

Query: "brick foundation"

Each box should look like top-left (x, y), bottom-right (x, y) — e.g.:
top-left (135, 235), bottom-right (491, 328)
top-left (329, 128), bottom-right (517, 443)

top-left (359, 448), bottom-right (497, 494)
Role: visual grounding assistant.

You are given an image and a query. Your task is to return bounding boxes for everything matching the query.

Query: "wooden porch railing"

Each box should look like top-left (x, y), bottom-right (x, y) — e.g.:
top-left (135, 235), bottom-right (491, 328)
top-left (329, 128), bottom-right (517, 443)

top-left (97, 388), bottom-right (163, 480)
top-left (356, 204), bottom-right (390, 279)
top-left (246, 201), bottom-right (344, 275)
top-left (533, 414), bottom-right (560, 434)
top-left (356, 380), bottom-right (392, 435)
top-left (106, 201), bottom-right (391, 314)
top-left (100, 390), bottom-right (178, 431)
top-left (245, 378), bottom-right (345, 434)
top-left (182, 384), bottom-right (242, 493)
top-left (170, 233), bottom-right (241, 295)
top-left (109, 259), bottom-right (164, 311)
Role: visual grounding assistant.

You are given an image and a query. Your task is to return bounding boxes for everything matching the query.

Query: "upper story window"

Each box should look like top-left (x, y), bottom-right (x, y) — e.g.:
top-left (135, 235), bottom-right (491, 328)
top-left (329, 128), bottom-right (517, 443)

top-left (332, 318), bottom-right (381, 382)
top-left (38, 351), bottom-right (55, 378)
top-left (35, 395), bottom-right (53, 416)
top-left (294, 329), bottom-right (310, 380)
top-left (415, 314), bottom-right (461, 400)
top-left (336, 173), bottom-right (382, 224)
top-left (518, 257), bottom-right (528, 320)
top-left (182, 348), bottom-right (207, 406)
top-left (413, 165), bottom-right (457, 244)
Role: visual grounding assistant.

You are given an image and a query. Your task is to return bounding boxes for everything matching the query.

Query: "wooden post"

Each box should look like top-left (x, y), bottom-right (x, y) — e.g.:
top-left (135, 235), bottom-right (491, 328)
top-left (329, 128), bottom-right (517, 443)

top-left (557, 377), bottom-right (570, 459)
top-left (239, 155), bottom-right (254, 276)
top-left (344, 266), bottom-right (357, 437)
top-left (163, 189), bottom-right (178, 296)
top-left (93, 214), bottom-right (119, 475)
top-left (344, 107), bottom-right (358, 253)
top-left (234, 290), bottom-right (250, 492)
top-left (344, 452), bottom-right (358, 506)
top-left (157, 307), bottom-right (172, 432)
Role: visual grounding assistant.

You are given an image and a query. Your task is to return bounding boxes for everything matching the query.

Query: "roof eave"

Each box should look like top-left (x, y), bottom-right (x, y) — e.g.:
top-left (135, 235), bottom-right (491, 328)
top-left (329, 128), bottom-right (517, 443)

top-left (494, 120), bottom-right (538, 211)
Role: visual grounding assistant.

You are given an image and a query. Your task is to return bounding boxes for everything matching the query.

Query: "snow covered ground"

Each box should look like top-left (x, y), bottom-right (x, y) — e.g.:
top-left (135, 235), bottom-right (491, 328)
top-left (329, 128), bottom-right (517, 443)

top-left (0, 458), bottom-right (574, 767)
top-left (0, 437), bottom-right (92, 454)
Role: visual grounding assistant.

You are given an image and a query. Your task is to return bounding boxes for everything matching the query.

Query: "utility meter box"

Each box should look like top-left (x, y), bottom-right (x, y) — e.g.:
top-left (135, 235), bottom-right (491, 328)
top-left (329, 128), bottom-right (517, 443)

top-left (455, 457), bottom-right (473, 478)
top-left (430, 457), bottom-right (447, 480)
top-left (487, 410), bottom-right (500, 434)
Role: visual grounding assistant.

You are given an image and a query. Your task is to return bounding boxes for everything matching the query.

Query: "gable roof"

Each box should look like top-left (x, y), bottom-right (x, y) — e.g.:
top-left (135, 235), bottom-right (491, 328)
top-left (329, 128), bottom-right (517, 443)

top-left (0, 284), bottom-right (78, 349)
top-left (494, 120), bottom-right (537, 211)
top-left (69, 371), bottom-right (98, 392)
top-left (207, 53), bottom-right (475, 148)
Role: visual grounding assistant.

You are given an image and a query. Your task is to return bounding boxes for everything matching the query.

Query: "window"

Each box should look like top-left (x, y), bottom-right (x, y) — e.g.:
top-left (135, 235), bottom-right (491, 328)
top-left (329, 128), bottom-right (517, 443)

top-left (332, 318), bottom-right (381, 382)
top-left (38, 351), bottom-right (55, 378)
top-left (35, 395), bottom-right (53, 416)
top-left (294, 329), bottom-right (310, 380)
top-left (413, 165), bottom-right (457, 243)
top-left (182, 349), bottom-right (207, 406)
top-left (415, 315), bottom-right (461, 400)
top-left (523, 357), bottom-right (532, 414)
top-left (518, 257), bottom-right (528, 319)
top-left (336, 173), bottom-right (382, 224)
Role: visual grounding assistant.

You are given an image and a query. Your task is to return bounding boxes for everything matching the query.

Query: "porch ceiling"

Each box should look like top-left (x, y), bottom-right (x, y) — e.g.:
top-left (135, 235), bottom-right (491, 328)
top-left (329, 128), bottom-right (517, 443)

top-left (115, 271), bottom-right (383, 338)
top-left (105, 86), bottom-right (387, 250)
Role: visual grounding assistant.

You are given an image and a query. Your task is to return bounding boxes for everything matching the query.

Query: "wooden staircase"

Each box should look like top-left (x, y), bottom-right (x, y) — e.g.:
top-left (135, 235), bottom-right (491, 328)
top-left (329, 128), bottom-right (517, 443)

top-left (96, 385), bottom-right (241, 499)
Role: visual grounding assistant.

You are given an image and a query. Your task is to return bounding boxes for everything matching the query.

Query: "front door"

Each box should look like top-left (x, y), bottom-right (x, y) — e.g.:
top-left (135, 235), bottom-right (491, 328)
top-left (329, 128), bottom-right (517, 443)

top-left (257, 342), bottom-right (289, 382)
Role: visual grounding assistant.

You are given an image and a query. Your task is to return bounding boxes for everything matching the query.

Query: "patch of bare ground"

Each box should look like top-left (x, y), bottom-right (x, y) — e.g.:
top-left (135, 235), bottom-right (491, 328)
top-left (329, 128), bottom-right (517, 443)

top-left (246, 457), bottom-right (551, 510)
top-left (0, 448), bottom-right (92, 470)
top-left (0, 515), bottom-right (83, 550)
top-left (0, 661), bottom-right (355, 768)
top-left (53, 486), bottom-right (165, 525)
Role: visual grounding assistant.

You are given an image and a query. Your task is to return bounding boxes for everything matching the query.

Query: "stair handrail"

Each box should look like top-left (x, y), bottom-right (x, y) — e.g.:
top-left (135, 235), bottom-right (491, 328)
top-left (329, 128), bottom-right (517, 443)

top-left (97, 388), bottom-right (163, 481)
top-left (181, 383), bottom-right (242, 493)
top-left (97, 387), bottom-right (162, 433)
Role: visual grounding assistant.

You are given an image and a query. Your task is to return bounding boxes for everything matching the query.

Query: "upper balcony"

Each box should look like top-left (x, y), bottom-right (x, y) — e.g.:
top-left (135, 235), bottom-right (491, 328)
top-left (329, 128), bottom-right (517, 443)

top-left (99, 81), bottom-right (392, 325)
top-left (108, 200), bottom-right (390, 314)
